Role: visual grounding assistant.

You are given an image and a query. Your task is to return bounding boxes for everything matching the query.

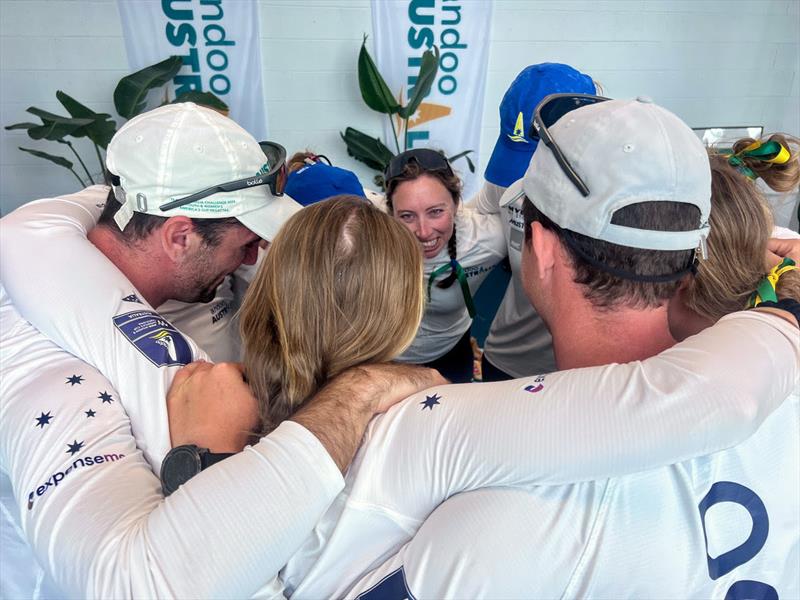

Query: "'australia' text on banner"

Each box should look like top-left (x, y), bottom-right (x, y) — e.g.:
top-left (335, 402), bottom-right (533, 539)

top-left (117, 0), bottom-right (268, 139)
top-left (371, 0), bottom-right (493, 198)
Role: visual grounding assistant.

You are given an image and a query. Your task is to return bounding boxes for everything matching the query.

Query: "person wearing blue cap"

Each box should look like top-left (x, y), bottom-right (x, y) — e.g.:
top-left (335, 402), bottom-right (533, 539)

top-left (284, 151), bottom-right (367, 206)
top-left (470, 63), bottom-right (597, 381)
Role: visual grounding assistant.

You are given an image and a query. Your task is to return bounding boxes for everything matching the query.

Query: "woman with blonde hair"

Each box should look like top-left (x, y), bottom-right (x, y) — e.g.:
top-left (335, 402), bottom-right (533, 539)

top-left (669, 133), bottom-right (800, 339)
top-left (240, 195), bottom-right (425, 433)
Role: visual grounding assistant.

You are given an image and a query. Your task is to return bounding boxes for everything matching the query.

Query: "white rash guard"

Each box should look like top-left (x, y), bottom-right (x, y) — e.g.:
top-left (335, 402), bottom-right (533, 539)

top-left (397, 206), bottom-right (506, 363)
top-left (278, 314), bottom-right (800, 599)
top-left (347, 327), bottom-right (799, 598)
top-left (469, 179), bottom-right (557, 376)
top-left (2, 188), bottom-right (799, 598)
top-left (0, 188), bottom-right (344, 598)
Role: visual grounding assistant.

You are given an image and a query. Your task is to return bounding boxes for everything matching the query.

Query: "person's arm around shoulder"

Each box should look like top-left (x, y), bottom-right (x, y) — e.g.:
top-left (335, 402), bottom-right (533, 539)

top-left (168, 360), bottom-right (448, 472)
top-left (345, 308), bottom-right (799, 524)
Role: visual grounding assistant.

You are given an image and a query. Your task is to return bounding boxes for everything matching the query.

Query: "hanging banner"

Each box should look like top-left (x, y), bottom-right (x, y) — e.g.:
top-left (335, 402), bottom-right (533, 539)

top-left (117, 0), bottom-right (267, 139)
top-left (371, 0), bottom-right (492, 198)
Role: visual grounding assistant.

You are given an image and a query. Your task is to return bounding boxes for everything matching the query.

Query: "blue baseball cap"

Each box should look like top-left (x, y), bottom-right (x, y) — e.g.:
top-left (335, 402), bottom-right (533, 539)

top-left (285, 161), bottom-right (366, 206)
top-left (484, 63), bottom-right (596, 188)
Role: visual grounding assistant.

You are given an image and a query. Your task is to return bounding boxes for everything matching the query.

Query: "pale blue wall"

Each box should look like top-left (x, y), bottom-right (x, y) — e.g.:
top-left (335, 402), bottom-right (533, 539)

top-left (2, 0), bottom-right (798, 218)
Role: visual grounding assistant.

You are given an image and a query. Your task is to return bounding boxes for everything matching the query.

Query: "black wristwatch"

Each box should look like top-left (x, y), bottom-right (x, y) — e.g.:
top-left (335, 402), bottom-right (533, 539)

top-left (160, 444), bottom-right (234, 496)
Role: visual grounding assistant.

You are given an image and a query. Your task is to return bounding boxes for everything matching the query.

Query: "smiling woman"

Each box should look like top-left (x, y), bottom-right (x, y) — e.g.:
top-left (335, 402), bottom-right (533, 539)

top-left (384, 149), bottom-right (506, 382)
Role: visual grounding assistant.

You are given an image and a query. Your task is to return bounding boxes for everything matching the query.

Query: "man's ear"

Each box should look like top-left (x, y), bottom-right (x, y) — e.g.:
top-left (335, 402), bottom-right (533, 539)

top-left (530, 221), bottom-right (557, 281)
top-left (159, 216), bottom-right (199, 262)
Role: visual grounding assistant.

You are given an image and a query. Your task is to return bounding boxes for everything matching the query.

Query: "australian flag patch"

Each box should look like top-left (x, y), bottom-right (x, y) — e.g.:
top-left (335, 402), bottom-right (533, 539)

top-left (113, 310), bottom-right (192, 367)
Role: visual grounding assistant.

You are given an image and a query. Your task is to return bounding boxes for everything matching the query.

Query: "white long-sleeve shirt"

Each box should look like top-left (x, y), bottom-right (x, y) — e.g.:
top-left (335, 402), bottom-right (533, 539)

top-left (0, 188), bottom-right (343, 598)
top-left (280, 313), bottom-right (800, 598)
top-left (347, 360), bottom-right (799, 598)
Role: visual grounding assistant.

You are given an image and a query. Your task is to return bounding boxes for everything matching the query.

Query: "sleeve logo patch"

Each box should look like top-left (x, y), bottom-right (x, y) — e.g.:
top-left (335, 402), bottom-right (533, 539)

top-left (113, 310), bottom-right (192, 367)
top-left (524, 374), bottom-right (546, 394)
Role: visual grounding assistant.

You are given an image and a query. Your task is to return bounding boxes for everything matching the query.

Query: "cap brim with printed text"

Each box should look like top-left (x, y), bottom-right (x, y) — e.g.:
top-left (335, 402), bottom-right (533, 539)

top-left (105, 102), bottom-right (302, 241)
top-left (485, 63), bottom-right (596, 188)
top-left (516, 96), bottom-right (711, 251)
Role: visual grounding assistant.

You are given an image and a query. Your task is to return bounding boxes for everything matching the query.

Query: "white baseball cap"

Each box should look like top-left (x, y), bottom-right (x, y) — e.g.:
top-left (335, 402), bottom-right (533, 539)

top-left (503, 96), bottom-right (711, 252)
top-left (106, 102), bottom-right (302, 240)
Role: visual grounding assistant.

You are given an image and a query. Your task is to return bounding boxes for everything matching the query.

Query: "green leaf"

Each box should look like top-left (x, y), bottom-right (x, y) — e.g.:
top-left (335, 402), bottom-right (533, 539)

top-left (114, 56), bottom-right (183, 119)
top-left (447, 150), bottom-right (475, 173)
top-left (18, 146), bottom-right (73, 169)
top-left (4, 122), bottom-right (40, 131)
top-left (357, 36), bottom-right (400, 115)
top-left (448, 149), bottom-right (476, 173)
top-left (173, 91), bottom-right (229, 113)
top-left (447, 149), bottom-right (473, 163)
top-left (25, 107), bottom-right (94, 141)
top-left (464, 154), bottom-right (475, 173)
top-left (340, 127), bottom-right (395, 171)
top-left (56, 91), bottom-right (117, 149)
top-left (399, 46), bottom-right (440, 119)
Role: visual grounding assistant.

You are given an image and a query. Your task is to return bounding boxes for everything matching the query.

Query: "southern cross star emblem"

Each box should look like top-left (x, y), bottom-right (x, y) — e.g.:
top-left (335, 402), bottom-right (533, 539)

top-left (98, 391), bottom-right (114, 404)
top-left (85, 409), bottom-right (96, 418)
top-left (420, 394), bottom-right (441, 410)
top-left (35, 411), bottom-right (53, 428)
top-left (66, 440), bottom-right (84, 456)
top-left (66, 374), bottom-right (84, 386)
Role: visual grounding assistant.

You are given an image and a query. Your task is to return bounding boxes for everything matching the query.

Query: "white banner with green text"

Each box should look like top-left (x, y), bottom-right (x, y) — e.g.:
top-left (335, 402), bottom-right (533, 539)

top-left (371, 0), bottom-right (493, 197)
top-left (117, 0), bottom-right (268, 139)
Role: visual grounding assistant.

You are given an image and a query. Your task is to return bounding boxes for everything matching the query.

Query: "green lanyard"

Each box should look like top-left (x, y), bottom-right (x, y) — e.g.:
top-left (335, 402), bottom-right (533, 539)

top-left (427, 259), bottom-right (476, 318)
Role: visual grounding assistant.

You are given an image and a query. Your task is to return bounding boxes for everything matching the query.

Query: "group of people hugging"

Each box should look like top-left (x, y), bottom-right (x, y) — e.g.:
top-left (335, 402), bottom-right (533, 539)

top-left (1, 62), bottom-right (798, 598)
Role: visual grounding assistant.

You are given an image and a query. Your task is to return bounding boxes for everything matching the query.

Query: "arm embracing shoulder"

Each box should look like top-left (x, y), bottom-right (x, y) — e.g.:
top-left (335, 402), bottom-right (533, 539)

top-left (0, 336), bottom-right (341, 598)
top-left (0, 187), bottom-right (205, 467)
top-left (353, 310), bottom-right (798, 518)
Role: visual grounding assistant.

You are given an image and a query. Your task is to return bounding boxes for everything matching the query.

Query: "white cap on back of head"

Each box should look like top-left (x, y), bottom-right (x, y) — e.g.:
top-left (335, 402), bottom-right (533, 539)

top-left (504, 96), bottom-right (711, 252)
top-left (105, 102), bottom-right (301, 240)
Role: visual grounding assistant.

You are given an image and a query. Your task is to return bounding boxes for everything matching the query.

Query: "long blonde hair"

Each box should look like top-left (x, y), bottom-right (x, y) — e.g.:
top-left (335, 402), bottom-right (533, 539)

top-left (684, 134), bottom-right (800, 321)
top-left (240, 195), bottom-right (425, 435)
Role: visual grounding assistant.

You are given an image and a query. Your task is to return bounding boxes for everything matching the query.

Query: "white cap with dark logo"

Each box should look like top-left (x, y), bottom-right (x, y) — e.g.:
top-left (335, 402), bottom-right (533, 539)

top-left (105, 102), bottom-right (302, 240)
top-left (505, 96), bottom-right (711, 252)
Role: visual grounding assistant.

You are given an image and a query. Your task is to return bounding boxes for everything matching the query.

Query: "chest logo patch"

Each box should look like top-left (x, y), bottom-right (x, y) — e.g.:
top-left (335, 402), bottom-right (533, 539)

top-left (113, 310), bottom-right (192, 367)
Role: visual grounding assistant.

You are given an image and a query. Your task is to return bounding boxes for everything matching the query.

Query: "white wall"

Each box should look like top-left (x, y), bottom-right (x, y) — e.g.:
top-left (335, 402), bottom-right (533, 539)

top-left (1, 0), bottom-right (798, 217)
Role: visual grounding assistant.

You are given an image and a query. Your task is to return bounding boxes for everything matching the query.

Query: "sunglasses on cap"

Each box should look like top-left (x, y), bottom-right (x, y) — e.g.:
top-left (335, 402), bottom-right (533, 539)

top-left (384, 148), bottom-right (454, 182)
top-left (530, 93), bottom-right (611, 198)
top-left (159, 141), bottom-right (288, 212)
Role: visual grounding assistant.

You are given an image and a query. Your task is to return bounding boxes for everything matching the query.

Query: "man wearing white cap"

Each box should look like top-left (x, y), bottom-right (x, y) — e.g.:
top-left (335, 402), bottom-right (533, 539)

top-left (0, 103), bottom-right (441, 598)
top-left (347, 96), bottom-right (799, 598)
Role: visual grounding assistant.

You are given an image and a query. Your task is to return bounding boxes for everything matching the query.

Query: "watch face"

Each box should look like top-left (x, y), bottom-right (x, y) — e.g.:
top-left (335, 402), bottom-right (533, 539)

top-left (160, 446), bottom-right (202, 496)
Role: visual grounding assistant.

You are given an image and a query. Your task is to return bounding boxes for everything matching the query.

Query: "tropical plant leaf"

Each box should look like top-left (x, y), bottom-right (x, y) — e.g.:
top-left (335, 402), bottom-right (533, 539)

top-left (340, 127), bottom-right (395, 171)
top-left (24, 108), bottom-right (94, 141)
top-left (357, 36), bottom-right (400, 115)
top-left (447, 149), bottom-right (473, 163)
top-left (56, 90), bottom-right (117, 149)
top-left (173, 91), bottom-right (229, 114)
top-left (447, 149), bottom-right (475, 172)
top-left (18, 146), bottom-right (73, 169)
top-left (464, 154), bottom-right (475, 173)
top-left (4, 122), bottom-right (40, 131)
top-left (114, 55), bottom-right (183, 119)
top-left (399, 46), bottom-right (440, 120)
